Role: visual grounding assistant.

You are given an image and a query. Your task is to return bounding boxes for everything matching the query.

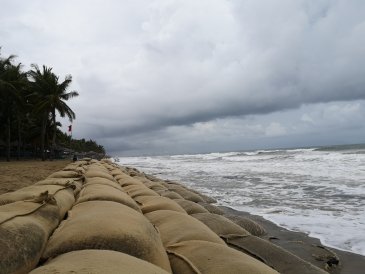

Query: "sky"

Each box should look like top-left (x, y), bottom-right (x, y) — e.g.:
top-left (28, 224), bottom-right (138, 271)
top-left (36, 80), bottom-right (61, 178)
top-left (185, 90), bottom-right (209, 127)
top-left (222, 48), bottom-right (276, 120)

top-left (1, 0), bottom-right (365, 156)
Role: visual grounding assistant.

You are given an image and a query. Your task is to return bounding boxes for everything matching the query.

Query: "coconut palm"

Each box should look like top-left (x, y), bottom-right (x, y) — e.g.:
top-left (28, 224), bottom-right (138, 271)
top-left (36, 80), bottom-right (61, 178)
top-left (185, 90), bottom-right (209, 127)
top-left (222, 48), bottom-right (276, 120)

top-left (0, 51), bottom-right (28, 161)
top-left (28, 64), bottom-right (79, 160)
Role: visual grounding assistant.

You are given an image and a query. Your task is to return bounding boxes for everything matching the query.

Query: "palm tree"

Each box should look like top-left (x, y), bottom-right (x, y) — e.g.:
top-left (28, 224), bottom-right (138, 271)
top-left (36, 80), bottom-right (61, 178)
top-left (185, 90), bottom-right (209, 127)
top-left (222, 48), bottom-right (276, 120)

top-left (0, 51), bottom-right (28, 161)
top-left (28, 65), bottom-right (79, 160)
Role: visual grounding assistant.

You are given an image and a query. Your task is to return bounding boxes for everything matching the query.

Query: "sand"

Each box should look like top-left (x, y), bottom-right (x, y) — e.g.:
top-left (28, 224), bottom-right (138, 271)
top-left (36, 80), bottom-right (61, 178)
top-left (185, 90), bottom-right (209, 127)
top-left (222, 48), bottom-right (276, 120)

top-left (0, 160), bottom-right (70, 195)
top-left (1, 160), bottom-right (364, 274)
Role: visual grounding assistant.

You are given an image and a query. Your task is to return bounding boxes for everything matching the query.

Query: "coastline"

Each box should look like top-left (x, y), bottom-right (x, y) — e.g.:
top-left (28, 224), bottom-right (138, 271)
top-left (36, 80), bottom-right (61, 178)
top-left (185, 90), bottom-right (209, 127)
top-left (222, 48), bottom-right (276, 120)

top-left (220, 206), bottom-right (365, 274)
top-left (0, 159), bottom-right (364, 273)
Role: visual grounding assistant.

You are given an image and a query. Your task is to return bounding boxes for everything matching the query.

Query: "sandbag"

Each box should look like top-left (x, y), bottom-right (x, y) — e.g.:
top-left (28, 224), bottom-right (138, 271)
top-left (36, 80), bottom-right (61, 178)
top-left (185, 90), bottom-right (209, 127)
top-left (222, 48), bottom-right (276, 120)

top-left (31, 249), bottom-right (171, 274)
top-left (123, 185), bottom-right (159, 198)
top-left (35, 178), bottom-right (83, 195)
top-left (145, 210), bottom-right (225, 247)
top-left (167, 185), bottom-right (205, 203)
top-left (117, 176), bottom-right (145, 187)
top-left (47, 170), bottom-right (83, 179)
top-left (179, 186), bottom-right (217, 203)
top-left (174, 199), bottom-right (209, 214)
top-left (197, 202), bottom-right (225, 215)
top-left (149, 183), bottom-right (168, 192)
top-left (84, 177), bottom-right (122, 190)
top-left (0, 184), bottom-right (75, 220)
top-left (76, 183), bottom-right (141, 212)
top-left (194, 192), bottom-right (217, 203)
top-left (157, 190), bottom-right (184, 200)
top-left (42, 201), bottom-right (171, 273)
top-left (191, 213), bottom-right (250, 237)
top-left (224, 214), bottom-right (267, 236)
top-left (0, 201), bottom-right (60, 274)
top-left (84, 168), bottom-right (114, 181)
top-left (134, 195), bottom-right (186, 214)
top-left (166, 240), bottom-right (279, 274)
top-left (110, 169), bottom-right (127, 176)
top-left (224, 235), bottom-right (328, 274)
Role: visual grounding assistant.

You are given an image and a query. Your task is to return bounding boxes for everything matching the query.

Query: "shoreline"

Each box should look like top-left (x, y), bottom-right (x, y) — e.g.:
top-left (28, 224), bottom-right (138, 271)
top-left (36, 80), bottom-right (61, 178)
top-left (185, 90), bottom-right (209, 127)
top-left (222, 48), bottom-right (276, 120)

top-left (220, 206), bottom-right (365, 274)
top-left (1, 159), bottom-right (364, 273)
top-left (218, 203), bottom-right (363, 257)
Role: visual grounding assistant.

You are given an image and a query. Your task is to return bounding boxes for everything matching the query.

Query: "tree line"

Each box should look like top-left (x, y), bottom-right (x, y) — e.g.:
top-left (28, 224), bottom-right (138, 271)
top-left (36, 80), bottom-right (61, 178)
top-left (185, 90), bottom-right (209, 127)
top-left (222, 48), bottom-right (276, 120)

top-left (0, 48), bottom-right (105, 161)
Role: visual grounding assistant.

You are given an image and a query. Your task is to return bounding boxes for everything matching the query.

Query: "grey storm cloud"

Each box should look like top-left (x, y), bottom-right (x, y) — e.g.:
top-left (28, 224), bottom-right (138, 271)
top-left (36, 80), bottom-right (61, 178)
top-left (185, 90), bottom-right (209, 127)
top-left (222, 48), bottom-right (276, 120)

top-left (1, 0), bottom-right (365, 154)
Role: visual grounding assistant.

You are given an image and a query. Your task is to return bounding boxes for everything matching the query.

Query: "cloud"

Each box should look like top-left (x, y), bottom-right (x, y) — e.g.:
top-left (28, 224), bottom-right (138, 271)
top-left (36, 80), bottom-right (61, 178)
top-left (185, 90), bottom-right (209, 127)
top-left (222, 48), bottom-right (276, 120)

top-left (1, 0), bottom-right (364, 154)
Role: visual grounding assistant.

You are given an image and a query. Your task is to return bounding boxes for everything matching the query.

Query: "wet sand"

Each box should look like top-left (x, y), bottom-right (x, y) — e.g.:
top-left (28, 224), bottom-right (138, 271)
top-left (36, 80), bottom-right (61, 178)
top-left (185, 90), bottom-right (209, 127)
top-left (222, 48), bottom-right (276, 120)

top-left (221, 206), bottom-right (365, 274)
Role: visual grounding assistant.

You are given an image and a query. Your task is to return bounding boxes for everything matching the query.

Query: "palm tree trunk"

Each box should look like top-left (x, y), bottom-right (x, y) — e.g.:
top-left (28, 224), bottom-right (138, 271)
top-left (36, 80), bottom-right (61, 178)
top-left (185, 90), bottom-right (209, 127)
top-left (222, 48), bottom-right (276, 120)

top-left (17, 116), bottom-right (21, 160)
top-left (41, 114), bottom-right (47, 161)
top-left (50, 109), bottom-right (56, 160)
top-left (6, 116), bottom-right (11, 162)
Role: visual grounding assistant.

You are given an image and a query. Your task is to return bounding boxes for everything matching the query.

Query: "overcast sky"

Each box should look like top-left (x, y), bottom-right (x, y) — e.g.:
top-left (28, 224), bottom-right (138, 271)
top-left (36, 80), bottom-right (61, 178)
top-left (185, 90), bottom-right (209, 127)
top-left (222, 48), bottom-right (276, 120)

top-left (1, 0), bottom-right (365, 155)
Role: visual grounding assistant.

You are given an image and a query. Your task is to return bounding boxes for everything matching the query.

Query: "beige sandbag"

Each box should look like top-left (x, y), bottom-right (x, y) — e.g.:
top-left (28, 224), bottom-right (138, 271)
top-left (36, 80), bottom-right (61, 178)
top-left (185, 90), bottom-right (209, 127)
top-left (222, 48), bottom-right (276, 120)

top-left (76, 184), bottom-right (141, 212)
top-left (126, 169), bottom-right (140, 177)
top-left (85, 169), bottom-right (114, 181)
top-left (84, 177), bottom-right (122, 190)
top-left (194, 192), bottom-right (217, 203)
top-left (157, 190), bottom-right (184, 200)
top-left (117, 176), bottom-right (145, 187)
top-left (123, 185), bottom-right (159, 198)
top-left (134, 196), bottom-right (187, 214)
top-left (224, 214), bottom-right (267, 236)
top-left (178, 186), bottom-right (217, 203)
top-left (197, 202), bottom-right (225, 215)
top-left (31, 249), bottom-right (170, 274)
top-left (35, 178), bottom-right (83, 196)
top-left (149, 183), bottom-right (168, 192)
top-left (0, 184), bottom-right (75, 219)
top-left (166, 240), bottom-right (279, 274)
top-left (42, 201), bottom-right (171, 273)
top-left (48, 170), bottom-right (83, 179)
top-left (145, 210), bottom-right (225, 247)
top-left (174, 199), bottom-right (209, 214)
top-left (224, 235), bottom-right (328, 274)
top-left (110, 168), bottom-right (126, 176)
top-left (191, 213), bottom-right (250, 237)
top-left (167, 185), bottom-right (205, 203)
top-left (0, 201), bottom-right (60, 274)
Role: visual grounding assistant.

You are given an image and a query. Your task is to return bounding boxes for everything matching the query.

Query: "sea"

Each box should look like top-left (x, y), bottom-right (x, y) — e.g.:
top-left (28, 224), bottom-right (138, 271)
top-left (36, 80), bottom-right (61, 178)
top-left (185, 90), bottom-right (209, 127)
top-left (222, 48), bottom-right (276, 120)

top-left (116, 144), bottom-right (365, 256)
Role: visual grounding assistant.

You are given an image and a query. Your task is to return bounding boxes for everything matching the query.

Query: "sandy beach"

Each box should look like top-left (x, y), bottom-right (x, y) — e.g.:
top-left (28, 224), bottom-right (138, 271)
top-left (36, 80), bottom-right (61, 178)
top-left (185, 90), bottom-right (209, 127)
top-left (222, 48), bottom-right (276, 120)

top-left (0, 160), bottom-right (70, 195)
top-left (0, 159), bottom-right (364, 273)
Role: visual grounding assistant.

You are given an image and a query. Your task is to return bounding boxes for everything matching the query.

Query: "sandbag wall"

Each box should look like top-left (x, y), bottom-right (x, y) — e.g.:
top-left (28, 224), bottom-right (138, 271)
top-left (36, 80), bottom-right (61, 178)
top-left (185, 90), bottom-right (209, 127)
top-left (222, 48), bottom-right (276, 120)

top-left (0, 159), bottom-right (327, 274)
top-left (0, 160), bottom-right (87, 274)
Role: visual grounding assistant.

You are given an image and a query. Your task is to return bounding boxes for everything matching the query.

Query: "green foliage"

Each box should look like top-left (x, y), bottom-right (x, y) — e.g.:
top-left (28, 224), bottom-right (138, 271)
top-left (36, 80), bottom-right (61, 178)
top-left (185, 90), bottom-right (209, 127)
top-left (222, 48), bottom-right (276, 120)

top-left (0, 48), bottom-right (105, 160)
top-left (57, 131), bottom-right (105, 154)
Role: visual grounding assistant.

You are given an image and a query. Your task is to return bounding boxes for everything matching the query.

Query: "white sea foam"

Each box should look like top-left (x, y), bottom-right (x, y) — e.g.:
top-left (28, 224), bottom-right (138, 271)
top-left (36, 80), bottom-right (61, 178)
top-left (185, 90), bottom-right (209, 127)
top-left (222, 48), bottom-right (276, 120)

top-left (117, 146), bottom-right (365, 255)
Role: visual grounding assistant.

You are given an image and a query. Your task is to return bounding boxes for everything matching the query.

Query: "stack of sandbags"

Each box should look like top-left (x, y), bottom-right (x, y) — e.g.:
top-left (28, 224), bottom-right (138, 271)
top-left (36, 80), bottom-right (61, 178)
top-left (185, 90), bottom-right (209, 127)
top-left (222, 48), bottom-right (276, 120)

top-left (0, 160), bottom-right (91, 273)
top-left (144, 210), bottom-right (278, 274)
top-left (30, 250), bottom-right (170, 274)
top-left (31, 162), bottom-right (172, 273)
top-left (191, 213), bottom-right (328, 274)
top-left (103, 166), bottom-right (279, 273)
top-left (75, 182), bottom-right (141, 212)
top-left (134, 195), bottom-right (187, 214)
top-left (41, 201), bottom-right (171, 272)
top-left (76, 162), bottom-right (141, 212)
top-left (0, 184), bottom-right (76, 219)
top-left (117, 167), bottom-right (328, 274)
top-left (0, 200), bottom-right (61, 273)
